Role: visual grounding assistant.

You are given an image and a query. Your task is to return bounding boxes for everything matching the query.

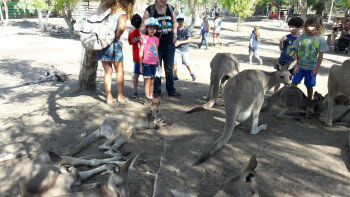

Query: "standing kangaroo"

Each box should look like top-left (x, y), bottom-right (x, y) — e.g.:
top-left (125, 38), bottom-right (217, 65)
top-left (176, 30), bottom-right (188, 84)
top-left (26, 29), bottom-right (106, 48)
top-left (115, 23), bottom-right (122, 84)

top-left (67, 97), bottom-right (167, 156)
top-left (186, 53), bottom-right (240, 114)
top-left (194, 63), bottom-right (294, 165)
top-left (323, 60), bottom-right (350, 127)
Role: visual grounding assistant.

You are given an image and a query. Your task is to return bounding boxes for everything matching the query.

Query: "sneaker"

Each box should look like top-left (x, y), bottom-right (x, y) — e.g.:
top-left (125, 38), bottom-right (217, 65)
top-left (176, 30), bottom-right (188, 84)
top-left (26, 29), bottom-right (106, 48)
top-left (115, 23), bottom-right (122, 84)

top-left (174, 75), bottom-right (179, 81)
top-left (259, 59), bottom-right (263, 65)
top-left (168, 91), bottom-right (182, 98)
top-left (191, 73), bottom-right (196, 81)
top-left (144, 98), bottom-right (152, 105)
top-left (132, 91), bottom-right (138, 98)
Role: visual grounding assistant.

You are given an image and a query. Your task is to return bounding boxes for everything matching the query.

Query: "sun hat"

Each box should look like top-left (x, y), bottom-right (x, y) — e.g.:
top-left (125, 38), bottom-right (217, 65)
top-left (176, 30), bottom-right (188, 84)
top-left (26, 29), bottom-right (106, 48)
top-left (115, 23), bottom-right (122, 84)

top-left (176, 13), bottom-right (185, 21)
top-left (146, 17), bottom-right (159, 27)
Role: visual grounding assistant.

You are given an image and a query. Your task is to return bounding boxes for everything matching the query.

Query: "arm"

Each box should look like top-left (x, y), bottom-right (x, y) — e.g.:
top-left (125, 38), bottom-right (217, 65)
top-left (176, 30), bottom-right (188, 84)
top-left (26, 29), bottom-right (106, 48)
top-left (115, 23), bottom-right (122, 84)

top-left (172, 10), bottom-right (177, 43)
top-left (140, 10), bottom-right (150, 36)
top-left (156, 47), bottom-right (161, 70)
top-left (279, 36), bottom-right (287, 51)
top-left (294, 49), bottom-right (299, 74)
top-left (139, 43), bottom-right (144, 73)
top-left (115, 14), bottom-right (127, 40)
top-left (312, 52), bottom-right (323, 76)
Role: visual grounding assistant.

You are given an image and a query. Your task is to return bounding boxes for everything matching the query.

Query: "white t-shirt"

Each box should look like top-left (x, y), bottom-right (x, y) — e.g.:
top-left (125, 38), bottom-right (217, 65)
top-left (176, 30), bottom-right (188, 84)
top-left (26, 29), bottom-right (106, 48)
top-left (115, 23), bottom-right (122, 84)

top-left (214, 18), bottom-right (222, 33)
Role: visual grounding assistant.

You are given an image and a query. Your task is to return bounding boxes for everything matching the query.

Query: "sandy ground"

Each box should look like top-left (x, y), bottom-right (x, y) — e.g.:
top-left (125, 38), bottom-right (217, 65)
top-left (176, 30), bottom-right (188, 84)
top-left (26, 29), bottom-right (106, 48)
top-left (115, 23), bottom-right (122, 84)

top-left (0, 17), bottom-right (350, 197)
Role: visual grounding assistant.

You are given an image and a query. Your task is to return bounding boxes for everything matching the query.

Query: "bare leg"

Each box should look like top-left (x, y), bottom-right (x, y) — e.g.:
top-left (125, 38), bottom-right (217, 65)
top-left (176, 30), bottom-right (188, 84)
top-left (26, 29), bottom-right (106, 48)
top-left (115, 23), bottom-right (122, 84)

top-left (150, 78), bottom-right (154, 98)
top-left (102, 62), bottom-right (114, 103)
top-left (133, 74), bottom-right (139, 91)
top-left (185, 64), bottom-right (193, 75)
top-left (113, 62), bottom-right (125, 102)
top-left (174, 64), bottom-right (178, 76)
top-left (307, 87), bottom-right (313, 100)
top-left (144, 78), bottom-right (151, 98)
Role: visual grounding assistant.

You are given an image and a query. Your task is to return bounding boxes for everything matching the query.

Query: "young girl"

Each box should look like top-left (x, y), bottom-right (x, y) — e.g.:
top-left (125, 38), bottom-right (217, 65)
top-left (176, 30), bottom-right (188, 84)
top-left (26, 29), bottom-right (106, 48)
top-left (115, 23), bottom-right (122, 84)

top-left (139, 17), bottom-right (161, 105)
top-left (292, 15), bottom-right (329, 101)
top-left (249, 26), bottom-right (263, 65)
top-left (198, 17), bottom-right (209, 49)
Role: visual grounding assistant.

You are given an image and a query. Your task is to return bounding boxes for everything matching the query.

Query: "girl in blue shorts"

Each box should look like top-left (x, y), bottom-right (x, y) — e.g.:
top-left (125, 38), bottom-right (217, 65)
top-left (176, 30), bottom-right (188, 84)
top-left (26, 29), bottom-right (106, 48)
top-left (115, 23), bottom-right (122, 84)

top-left (292, 15), bottom-right (328, 101)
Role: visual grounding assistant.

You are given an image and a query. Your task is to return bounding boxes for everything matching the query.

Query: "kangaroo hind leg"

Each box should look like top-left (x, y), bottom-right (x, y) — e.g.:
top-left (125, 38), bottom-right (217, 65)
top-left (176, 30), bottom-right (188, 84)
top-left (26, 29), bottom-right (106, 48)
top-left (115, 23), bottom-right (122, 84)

top-left (250, 104), bottom-right (267, 135)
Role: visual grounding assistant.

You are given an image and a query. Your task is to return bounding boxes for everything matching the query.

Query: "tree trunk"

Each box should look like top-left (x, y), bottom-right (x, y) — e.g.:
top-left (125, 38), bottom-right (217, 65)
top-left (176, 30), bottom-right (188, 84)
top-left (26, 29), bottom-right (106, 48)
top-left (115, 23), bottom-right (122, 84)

top-left (44, 5), bottom-right (54, 30)
top-left (188, 0), bottom-right (197, 31)
top-left (78, 49), bottom-right (98, 92)
top-left (299, 0), bottom-right (307, 21)
top-left (1, 0), bottom-right (9, 26)
top-left (323, 0), bottom-right (328, 17)
top-left (237, 17), bottom-right (242, 31)
top-left (37, 8), bottom-right (45, 31)
top-left (62, 5), bottom-right (75, 35)
top-left (328, 0), bottom-right (334, 23)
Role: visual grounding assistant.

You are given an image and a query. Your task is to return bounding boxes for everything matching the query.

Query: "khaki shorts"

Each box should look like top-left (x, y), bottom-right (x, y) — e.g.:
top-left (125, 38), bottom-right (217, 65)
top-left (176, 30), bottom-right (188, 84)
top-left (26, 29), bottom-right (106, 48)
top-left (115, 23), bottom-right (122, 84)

top-left (174, 49), bottom-right (190, 65)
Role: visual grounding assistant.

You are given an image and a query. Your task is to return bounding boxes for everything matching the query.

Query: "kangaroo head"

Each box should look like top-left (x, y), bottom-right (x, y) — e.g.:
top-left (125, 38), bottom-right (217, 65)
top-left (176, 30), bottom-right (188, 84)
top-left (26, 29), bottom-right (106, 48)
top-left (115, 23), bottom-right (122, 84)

top-left (273, 60), bottom-right (295, 87)
top-left (48, 151), bottom-right (82, 188)
top-left (149, 95), bottom-right (163, 120)
top-left (313, 91), bottom-right (327, 114)
top-left (105, 155), bottom-right (137, 197)
top-left (238, 155), bottom-right (259, 197)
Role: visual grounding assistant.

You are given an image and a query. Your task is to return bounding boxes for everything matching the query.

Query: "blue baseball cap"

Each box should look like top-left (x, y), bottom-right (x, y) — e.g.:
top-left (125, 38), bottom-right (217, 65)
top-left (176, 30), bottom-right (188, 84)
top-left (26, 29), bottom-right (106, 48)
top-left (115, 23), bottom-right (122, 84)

top-left (146, 17), bottom-right (159, 27)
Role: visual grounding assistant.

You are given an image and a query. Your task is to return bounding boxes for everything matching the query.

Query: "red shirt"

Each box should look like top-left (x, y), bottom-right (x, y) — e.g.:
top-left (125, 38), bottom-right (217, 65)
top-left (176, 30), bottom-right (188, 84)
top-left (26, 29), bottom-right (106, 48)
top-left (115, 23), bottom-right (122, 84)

top-left (128, 29), bottom-right (141, 63)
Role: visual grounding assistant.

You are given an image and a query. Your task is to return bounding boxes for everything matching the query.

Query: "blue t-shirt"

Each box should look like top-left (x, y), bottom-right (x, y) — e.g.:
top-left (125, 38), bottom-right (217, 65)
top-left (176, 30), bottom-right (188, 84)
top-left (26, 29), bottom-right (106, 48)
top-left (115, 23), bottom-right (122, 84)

top-left (293, 33), bottom-right (329, 70)
top-left (201, 22), bottom-right (207, 33)
top-left (250, 32), bottom-right (258, 51)
top-left (176, 27), bottom-right (191, 52)
top-left (279, 34), bottom-right (298, 65)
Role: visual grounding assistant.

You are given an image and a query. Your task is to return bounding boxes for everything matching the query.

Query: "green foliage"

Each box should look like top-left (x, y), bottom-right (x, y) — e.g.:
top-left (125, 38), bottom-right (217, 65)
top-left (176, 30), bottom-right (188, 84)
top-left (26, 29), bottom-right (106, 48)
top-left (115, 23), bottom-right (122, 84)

top-left (17, 0), bottom-right (48, 12)
top-left (339, 0), bottom-right (350, 9)
top-left (218, 0), bottom-right (258, 19)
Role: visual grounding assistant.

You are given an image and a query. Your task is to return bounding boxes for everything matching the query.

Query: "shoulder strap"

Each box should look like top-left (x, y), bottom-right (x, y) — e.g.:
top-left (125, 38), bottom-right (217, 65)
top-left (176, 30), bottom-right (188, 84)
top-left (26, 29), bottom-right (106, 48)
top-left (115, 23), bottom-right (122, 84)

top-left (166, 4), bottom-right (174, 16)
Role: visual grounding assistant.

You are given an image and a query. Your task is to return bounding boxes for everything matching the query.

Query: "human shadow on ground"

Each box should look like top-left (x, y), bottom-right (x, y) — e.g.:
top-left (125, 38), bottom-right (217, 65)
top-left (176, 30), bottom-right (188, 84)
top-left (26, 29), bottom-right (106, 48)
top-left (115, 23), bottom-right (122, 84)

top-left (1, 59), bottom-right (349, 196)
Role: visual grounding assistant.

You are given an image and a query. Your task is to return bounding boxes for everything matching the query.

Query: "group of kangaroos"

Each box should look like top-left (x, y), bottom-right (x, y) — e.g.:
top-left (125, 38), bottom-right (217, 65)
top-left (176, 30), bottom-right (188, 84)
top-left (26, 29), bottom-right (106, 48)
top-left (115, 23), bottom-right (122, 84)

top-left (18, 53), bottom-right (350, 197)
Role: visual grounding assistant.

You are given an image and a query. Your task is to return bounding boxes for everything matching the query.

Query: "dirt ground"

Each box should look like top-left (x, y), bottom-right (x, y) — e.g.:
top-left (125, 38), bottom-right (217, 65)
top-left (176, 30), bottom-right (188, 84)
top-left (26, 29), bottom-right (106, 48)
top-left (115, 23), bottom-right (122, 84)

top-left (1, 17), bottom-right (350, 197)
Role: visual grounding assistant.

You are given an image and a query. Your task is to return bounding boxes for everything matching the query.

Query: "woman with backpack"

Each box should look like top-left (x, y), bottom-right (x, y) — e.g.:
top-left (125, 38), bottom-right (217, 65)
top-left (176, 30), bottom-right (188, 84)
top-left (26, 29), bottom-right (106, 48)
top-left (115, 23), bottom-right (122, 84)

top-left (140, 0), bottom-right (182, 98)
top-left (95, 0), bottom-right (135, 105)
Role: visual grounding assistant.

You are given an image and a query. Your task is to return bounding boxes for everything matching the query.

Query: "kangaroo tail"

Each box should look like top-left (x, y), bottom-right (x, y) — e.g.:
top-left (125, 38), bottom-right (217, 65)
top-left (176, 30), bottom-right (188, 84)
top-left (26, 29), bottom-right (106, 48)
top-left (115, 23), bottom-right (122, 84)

top-left (66, 129), bottom-right (100, 156)
top-left (186, 100), bottom-right (216, 114)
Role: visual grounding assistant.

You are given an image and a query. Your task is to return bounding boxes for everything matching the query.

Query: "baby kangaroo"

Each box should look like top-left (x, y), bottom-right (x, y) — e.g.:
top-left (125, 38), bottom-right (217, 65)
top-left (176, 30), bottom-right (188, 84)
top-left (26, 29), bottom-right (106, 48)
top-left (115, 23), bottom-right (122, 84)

top-left (194, 62), bottom-right (294, 165)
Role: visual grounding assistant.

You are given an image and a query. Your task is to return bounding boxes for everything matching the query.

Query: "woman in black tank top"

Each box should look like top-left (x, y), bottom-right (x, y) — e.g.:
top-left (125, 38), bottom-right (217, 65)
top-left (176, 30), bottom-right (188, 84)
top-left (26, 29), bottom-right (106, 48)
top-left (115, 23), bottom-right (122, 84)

top-left (140, 0), bottom-right (182, 98)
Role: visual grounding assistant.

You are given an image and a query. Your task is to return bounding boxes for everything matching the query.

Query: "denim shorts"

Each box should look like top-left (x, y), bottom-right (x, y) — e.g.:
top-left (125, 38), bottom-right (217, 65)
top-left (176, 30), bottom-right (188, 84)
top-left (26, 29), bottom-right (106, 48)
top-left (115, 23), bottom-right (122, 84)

top-left (143, 64), bottom-right (157, 79)
top-left (134, 63), bottom-right (142, 75)
top-left (174, 49), bottom-right (190, 65)
top-left (292, 67), bottom-right (316, 88)
top-left (96, 40), bottom-right (123, 62)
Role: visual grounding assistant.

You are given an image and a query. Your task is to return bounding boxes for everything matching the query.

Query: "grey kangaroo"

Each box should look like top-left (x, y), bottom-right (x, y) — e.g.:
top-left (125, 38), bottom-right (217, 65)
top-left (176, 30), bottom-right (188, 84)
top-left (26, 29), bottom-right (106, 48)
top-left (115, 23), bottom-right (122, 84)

top-left (194, 62), bottom-right (294, 165)
top-left (67, 97), bottom-right (168, 156)
top-left (261, 86), bottom-right (315, 119)
top-left (186, 53), bottom-right (240, 114)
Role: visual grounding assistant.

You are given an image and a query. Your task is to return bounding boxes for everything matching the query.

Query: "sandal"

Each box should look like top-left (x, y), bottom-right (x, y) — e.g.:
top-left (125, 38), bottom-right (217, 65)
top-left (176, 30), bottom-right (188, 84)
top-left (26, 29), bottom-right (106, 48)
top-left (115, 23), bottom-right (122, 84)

top-left (106, 98), bottom-right (117, 105)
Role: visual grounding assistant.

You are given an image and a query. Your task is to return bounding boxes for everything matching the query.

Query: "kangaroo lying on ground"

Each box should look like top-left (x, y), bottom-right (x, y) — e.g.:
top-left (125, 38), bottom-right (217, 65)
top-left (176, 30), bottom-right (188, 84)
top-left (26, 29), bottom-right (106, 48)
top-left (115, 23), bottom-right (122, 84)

top-left (261, 86), bottom-right (315, 119)
top-left (194, 62), bottom-right (294, 165)
top-left (67, 97), bottom-right (168, 156)
top-left (19, 151), bottom-right (116, 197)
top-left (186, 53), bottom-right (240, 114)
top-left (69, 155), bottom-right (137, 197)
top-left (323, 60), bottom-right (350, 127)
top-left (214, 155), bottom-right (259, 197)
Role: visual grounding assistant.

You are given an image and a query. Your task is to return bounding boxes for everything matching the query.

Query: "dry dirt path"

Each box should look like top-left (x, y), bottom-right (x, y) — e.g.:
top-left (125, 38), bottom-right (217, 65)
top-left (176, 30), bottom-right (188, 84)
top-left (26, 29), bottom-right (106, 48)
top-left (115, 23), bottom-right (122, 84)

top-left (0, 18), bottom-right (349, 196)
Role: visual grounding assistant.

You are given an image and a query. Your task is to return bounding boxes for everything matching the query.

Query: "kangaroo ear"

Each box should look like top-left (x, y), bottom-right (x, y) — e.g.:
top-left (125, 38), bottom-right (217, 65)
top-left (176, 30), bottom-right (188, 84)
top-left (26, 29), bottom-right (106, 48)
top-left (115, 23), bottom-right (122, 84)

top-left (243, 172), bottom-right (256, 183)
top-left (105, 163), bottom-right (120, 174)
top-left (274, 63), bottom-right (282, 71)
top-left (245, 155), bottom-right (258, 172)
top-left (49, 151), bottom-right (64, 166)
top-left (122, 155), bottom-right (138, 172)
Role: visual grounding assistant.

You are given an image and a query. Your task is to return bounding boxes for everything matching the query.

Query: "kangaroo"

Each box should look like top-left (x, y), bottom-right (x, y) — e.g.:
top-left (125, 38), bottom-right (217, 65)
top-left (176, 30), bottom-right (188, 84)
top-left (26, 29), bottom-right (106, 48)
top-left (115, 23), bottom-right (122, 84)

top-left (194, 62), bottom-right (294, 165)
top-left (261, 86), bottom-right (315, 119)
top-left (67, 97), bottom-right (168, 156)
top-left (69, 155), bottom-right (137, 197)
top-left (186, 53), bottom-right (240, 114)
top-left (214, 155), bottom-right (259, 197)
top-left (19, 152), bottom-right (87, 197)
top-left (323, 60), bottom-right (350, 127)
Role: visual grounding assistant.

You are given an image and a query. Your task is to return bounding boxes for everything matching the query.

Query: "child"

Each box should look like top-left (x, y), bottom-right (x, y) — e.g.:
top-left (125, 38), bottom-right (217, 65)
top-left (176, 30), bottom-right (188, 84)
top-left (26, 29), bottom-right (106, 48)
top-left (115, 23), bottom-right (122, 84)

top-left (212, 12), bottom-right (222, 47)
top-left (139, 17), bottom-right (161, 105)
top-left (249, 26), bottom-right (263, 65)
top-left (173, 14), bottom-right (196, 81)
top-left (292, 15), bottom-right (329, 101)
top-left (128, 14), bottom-right (142, 98)
top-left (198, 17), bottom-right (209, 50)
top-left (274, 17), bottom-right (304, 93)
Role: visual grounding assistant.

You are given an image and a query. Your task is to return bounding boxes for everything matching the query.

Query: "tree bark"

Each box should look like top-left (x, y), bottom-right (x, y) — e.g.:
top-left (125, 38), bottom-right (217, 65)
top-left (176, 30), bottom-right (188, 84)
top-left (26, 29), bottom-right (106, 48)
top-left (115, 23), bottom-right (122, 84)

top-left (62, 4), bottom-right (75, 35)
top-left (1, 0), bottom-right (9, 26)
top-left (237, 16), bottom-right (242, 31)
top-left (323, 0), bottom-right (328, 17)
top-left (189, 0), bottom-right (197, 31)
top-left (78, 49), bottom-right (98, 92)
top-left (37, 8), bottom-right (45, 31)
top-left (44, 5), bottom-right (54, 30)
top-left (299, 0), bottom-right (307, 21)
top-left (328, 0), bottom-right (334, 23)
